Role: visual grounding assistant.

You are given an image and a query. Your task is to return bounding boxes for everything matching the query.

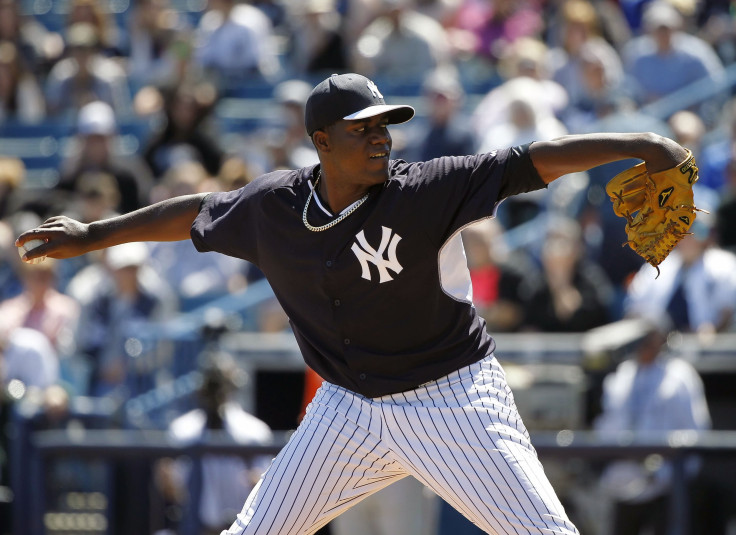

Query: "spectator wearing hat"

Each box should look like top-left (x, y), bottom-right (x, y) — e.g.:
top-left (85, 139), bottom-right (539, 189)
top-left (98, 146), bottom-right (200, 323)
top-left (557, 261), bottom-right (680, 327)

top-left (56, 100), bottom-right (153, 214)
top-left (74, 242), bottom-right (176, 397)
top-left (621, 1), bottom-right (724, 122)
top-left (45, 22), bottom-right (131, 117)
top-left (398, 69), bottom-right (477, 163)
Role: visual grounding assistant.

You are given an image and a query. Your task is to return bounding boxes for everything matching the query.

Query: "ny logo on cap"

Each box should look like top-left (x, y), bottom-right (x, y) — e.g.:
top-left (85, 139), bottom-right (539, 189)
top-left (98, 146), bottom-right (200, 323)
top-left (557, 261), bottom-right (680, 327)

top-left (351, 227), bottom-right (402, 283)
top-left (367, 80), bottom-right (383, 99)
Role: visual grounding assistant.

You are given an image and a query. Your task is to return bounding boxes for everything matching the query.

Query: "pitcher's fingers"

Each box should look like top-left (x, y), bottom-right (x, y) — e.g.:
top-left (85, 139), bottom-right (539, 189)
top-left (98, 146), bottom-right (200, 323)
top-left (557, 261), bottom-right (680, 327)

top-left (19, 242), bottom-right (52, 263)
top-left (16, 228), bottom-right (62, 246)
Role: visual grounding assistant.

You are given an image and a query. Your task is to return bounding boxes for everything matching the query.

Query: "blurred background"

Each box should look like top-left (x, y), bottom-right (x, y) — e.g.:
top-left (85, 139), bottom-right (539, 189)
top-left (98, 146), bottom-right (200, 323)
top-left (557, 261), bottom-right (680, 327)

top-left (1, 0), bottom-right (736, 534)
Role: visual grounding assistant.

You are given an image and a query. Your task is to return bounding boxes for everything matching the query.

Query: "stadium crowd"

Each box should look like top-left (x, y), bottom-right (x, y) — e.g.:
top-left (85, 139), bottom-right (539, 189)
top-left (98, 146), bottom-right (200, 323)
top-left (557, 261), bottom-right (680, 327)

top-left (1, 0), bottom-right (736, 534)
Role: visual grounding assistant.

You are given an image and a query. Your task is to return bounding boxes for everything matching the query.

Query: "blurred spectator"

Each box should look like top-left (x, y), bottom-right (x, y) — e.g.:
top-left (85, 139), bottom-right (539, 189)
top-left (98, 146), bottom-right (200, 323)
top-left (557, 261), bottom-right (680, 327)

top-left (340, 0), bottom-right (384, 52)
top-left (475, 76), bottom-right (568, 152)
top-left (624, 211), bottom-right (736, 335)
top-left (399, 69), bottom-right (477, 162)
top-left (716, 156), bottom-right (736, 253)
top-left (698, 97), bottom-right (736, 193)
top-left (127, 0), bottom-right (193, 87)
top-left (0, 41), bottom-right (46, 124)
top-left (496, 37), bottom-right (568, 118)
top-left (548, 0), bottom-right (624, 119)
top-left (250, 79), bottom-right (319, 172)
top-left (667, 110), bottom-right (706, 160)
top-left (353, 0), bottom-right (452, 81)
top-left (0, 327), bottom-right (59, 390)
top-left (696, 0), bottom-right (736, 65)
top-left (65, 0), bottom-right (124, 57)
top-left (193, 0), bottom-right (280, 87)
top-left (74, 242), bottom-right (176, 397)
top-left (546, 0), bottom-right (632, 51)
top-left (521, 216), bottom-right (613, 332)
top-left (252, 0), bottom-right (289, 31)
top-left (147, 161), bottom-right (247, 307)
top-left (472, 39), bottom-right (568, 151)
top-left (142, 83), bottom-right (223, 179)
top-left (0, 0), bottom-right (59, 77)
top-left (0, 218), bottom-right (23, 303)
top-left (0, 259), bottom-right (79, 354)
top-left (288, 0), bottom-right (349, 76)
top-left (472, 76), bottom-right (570, 229)
top-left (414, 0), bottom-right (463, 22)
top-left (59, 173), bottom-right (122, 243)
top-left (621, 1), bottom-right (724, 120)
top-left (595, 321), bottom-right (711, 535)
top-left (165, 355), bottom-right (273, 534)
top-left (56, 100), bottom-right (153, 214)
top-left (448, 0), bottom-right (543, 66)
top-left (214, 155), bottom-right (259, 192)
top-left (0, 157), bottom-right (25, 221)
top-left (45, 22), bottom-right (132, 116)
top-left (460, 219), bottom-right (532, 332)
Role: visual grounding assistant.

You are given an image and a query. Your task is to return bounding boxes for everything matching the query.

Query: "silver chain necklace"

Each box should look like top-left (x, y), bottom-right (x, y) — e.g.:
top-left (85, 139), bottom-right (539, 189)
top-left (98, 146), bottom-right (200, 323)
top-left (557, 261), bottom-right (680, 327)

top-left (302, 172), bottom-right (370, 232)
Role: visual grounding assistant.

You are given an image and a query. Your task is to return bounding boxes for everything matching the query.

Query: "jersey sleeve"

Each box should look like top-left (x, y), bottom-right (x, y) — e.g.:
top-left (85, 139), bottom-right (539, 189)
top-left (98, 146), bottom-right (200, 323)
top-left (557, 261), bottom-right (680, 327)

top-left (190, 186), bottom-right (261, 264)
top-left (400, 143), bottom-right (546, 242)
top-left (497, 143), bottom-right (547, 200)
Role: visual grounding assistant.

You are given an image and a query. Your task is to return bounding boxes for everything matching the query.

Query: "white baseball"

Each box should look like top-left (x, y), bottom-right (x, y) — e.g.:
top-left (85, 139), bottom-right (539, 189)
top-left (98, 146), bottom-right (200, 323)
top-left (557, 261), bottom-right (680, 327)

top-left (18, 239), bottom-right (47, 264)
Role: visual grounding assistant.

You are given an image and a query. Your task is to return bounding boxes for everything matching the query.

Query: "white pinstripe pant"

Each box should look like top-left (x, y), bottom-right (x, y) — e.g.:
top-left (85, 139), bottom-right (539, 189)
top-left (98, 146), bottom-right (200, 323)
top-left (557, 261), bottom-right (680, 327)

top-left (221, 354), bottom-right (580, 535)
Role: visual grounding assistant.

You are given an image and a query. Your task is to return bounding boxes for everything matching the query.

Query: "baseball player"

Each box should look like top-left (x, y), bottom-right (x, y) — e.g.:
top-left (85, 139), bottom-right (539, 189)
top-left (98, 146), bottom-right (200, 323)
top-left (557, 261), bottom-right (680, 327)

top-left (17, 73), bottom-right (690, 535)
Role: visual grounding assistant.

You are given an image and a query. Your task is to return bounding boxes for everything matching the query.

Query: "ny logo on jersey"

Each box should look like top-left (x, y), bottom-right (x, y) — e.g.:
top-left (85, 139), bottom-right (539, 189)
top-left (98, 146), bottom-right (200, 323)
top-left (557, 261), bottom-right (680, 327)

top-left (351, 226), bottom-right (403, 283)
top-left (366, 80), bottom-right (383, 99)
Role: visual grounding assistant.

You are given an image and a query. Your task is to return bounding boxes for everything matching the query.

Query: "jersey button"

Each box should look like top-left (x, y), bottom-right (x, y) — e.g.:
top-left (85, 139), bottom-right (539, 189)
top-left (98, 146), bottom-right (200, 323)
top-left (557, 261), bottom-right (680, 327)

top-left (325, 260), bottom-right (333, 267)
top-left (343, 338), bottom-right (350, 345)
top-left (334, 299), bottom-right (341, 307)
top-left (359, 373), bottom-right (367, 380)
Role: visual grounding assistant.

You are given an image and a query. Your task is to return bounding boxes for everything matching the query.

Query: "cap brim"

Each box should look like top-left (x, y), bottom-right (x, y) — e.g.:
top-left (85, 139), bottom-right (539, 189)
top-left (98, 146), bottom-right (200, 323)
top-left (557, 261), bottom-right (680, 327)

top-left (343, 104), bottom-right (415, 125)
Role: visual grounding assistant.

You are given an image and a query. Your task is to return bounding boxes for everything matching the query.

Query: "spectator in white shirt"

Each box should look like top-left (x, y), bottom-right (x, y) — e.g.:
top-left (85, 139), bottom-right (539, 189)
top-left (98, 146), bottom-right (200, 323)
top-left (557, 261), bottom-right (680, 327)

top-left (166, 356), bottom-right (273, 534)
top-left (193, 0), bottom-right (280, 87)
top-left (595, 321), bottom-right (711, 535)
top-left (624, 209), bottom-right (736, 336)
top-left (1, 327), bottom-right (59, 390)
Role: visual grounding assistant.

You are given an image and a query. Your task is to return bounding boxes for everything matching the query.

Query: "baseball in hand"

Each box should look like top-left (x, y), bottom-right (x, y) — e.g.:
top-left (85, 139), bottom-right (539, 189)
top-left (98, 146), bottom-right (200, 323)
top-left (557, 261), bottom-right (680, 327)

top-left (17, 239), bottom-right (47, 264)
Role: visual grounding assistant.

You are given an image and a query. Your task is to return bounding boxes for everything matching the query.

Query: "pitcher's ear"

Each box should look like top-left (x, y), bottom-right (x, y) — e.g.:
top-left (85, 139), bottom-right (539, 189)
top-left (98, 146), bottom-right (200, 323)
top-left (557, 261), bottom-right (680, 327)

top-left (312, 129), bottom-right (330, 152)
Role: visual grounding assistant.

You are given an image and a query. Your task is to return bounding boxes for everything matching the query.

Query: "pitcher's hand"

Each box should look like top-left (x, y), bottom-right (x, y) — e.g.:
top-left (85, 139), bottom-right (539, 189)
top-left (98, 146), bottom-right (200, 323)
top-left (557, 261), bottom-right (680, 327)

top-left (16, 216), bottom-right (91, 262)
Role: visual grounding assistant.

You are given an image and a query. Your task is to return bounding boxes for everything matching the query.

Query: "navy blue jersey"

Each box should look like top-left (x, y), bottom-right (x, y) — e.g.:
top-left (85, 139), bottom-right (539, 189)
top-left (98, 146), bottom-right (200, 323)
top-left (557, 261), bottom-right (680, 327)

top-left (192, 145), bottom-right (545, 397)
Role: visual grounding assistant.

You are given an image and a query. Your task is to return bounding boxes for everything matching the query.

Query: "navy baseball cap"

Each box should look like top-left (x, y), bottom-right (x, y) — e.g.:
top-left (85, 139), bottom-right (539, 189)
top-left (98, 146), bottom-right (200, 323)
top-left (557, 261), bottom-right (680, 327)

top-left (305, 73), bottom-right (415, 135)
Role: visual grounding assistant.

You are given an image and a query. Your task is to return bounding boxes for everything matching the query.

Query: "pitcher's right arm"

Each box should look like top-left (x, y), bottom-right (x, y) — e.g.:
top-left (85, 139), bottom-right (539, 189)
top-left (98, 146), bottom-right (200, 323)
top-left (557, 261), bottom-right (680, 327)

top-left (16, 193), bottom-right (208, 263)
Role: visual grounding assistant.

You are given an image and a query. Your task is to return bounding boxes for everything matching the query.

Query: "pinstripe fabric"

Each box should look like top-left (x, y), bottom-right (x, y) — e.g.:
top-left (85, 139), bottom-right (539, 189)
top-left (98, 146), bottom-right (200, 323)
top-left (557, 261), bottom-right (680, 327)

top-left (221, 355), bottom-right (579, 535)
